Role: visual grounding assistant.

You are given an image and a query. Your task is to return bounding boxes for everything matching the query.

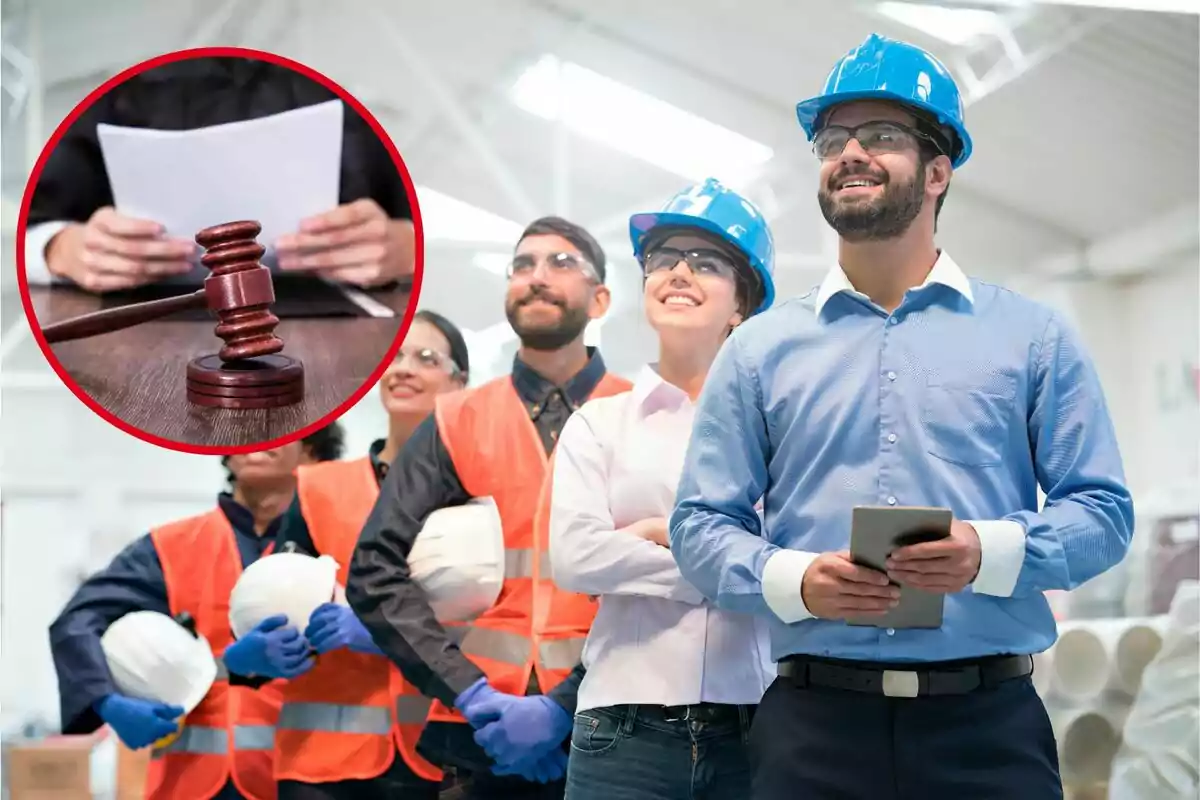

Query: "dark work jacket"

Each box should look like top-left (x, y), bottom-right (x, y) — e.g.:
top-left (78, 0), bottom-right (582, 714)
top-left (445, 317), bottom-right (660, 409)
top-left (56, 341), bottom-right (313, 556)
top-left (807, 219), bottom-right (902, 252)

top-left (317, 350), bottom-right (608, 771)
top-left (29, 56), bottom-right (411, 228)
top-left (47, 493), bottom-right (281, 800)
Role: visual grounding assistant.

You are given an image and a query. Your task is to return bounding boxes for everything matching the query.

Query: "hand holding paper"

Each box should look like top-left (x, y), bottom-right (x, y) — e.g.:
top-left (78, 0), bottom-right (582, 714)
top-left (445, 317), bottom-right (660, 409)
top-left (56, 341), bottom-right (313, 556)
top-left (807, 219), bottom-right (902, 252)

top-left (46, 207), bottom-right (196, 293)
top-left (275, 198), bottom-right (415, 287)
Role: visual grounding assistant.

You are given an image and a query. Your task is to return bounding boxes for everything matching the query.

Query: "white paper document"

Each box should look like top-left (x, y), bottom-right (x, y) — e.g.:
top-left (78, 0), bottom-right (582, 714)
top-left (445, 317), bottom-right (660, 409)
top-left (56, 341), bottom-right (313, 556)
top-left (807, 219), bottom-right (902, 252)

top-left (96, 99), bottom-right (344, 255)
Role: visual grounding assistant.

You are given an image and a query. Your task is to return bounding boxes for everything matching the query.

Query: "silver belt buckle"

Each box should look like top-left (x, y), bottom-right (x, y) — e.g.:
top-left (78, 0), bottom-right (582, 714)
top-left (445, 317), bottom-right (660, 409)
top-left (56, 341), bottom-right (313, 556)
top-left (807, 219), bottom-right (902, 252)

top-left (881, 670), bottom-right (920, 698)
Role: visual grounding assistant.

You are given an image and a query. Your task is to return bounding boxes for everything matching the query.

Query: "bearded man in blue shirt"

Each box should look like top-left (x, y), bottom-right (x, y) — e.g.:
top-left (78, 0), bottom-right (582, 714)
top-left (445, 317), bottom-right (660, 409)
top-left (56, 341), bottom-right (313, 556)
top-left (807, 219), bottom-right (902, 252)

top-left (669, 33), bottom-right (1134, 800)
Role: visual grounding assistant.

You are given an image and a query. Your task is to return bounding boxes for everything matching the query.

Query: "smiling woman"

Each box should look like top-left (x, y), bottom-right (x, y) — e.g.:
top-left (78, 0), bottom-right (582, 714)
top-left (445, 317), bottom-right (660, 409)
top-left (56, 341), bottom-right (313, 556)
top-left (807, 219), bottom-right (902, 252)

top-left (543, 177), bottom-right (778, 800)
top-left (376, 309), bottom-right (470, 465)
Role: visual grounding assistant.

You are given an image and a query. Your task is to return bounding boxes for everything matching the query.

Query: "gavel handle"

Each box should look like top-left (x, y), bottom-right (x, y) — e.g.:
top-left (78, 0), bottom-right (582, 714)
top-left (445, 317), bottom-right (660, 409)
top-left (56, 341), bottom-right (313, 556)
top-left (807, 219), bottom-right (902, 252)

top-left (41, 289), bottom-right (208, 344)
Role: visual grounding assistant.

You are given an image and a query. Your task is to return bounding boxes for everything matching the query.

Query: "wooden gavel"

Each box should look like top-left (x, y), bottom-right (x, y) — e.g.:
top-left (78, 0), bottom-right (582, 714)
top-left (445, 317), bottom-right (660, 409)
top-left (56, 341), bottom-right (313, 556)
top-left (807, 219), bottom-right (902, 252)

top-left (41, 221), bottom-right (305, 409)
top-left (41, 221), bottom-right (284, 363)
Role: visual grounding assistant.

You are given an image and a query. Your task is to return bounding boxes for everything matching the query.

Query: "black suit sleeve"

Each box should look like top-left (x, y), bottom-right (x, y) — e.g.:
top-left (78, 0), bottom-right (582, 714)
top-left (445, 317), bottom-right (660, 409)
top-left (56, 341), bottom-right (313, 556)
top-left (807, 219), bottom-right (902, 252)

top-left (346, 416), bottom-right (485, 707)
top-left (27, 92), bottom-right (118, 227)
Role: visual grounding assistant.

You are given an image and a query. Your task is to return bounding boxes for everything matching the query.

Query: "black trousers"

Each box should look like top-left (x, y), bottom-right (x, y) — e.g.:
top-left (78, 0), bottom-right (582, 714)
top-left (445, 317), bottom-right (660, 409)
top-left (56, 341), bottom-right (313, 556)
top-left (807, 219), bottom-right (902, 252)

top-left (750, 673), bottom-right (1062, 800)
top-left (276, 753), bottom-right (441, 800)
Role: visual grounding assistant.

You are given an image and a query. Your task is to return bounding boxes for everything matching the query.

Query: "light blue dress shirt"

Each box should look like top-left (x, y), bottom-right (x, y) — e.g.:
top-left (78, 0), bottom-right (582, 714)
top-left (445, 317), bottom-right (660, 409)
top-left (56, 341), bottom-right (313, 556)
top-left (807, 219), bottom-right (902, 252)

top-left (669, 252), bottom-right (1135, 664)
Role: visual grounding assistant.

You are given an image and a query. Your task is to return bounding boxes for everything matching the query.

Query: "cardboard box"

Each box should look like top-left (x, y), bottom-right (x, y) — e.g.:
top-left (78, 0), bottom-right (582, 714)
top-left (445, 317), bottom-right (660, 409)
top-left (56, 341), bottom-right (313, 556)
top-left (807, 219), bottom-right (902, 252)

top-left (5, 728), bottom-right (149, 800)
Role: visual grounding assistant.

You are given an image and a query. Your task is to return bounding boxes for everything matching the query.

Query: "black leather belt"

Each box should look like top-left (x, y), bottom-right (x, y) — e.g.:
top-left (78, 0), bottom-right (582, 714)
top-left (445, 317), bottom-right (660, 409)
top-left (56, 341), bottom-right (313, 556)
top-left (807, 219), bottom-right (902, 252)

top-left (638, 703), bottom-right (750, 725)
top-left (777, 654), bottom-right (1033, 698)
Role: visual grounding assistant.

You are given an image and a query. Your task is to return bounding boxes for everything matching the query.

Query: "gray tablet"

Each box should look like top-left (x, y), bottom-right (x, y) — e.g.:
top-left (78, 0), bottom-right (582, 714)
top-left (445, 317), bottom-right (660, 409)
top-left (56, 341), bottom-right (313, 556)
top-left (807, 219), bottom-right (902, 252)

top-left (846, 505), bottom-right (953, 630)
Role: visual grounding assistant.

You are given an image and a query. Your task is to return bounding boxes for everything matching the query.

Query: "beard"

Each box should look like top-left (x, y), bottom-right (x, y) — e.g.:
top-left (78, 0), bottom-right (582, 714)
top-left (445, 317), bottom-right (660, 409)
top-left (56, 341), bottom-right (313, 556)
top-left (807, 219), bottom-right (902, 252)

top-left (505, 286), bottom-right (591, 351)
top-left (818, 160), bottom-right (926, 243)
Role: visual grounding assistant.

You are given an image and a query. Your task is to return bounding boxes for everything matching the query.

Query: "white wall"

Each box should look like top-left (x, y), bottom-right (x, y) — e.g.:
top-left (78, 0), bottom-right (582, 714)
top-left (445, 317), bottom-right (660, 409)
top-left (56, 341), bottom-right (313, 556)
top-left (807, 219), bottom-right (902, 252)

top-left (1122, 254), bottom-right (1200, 496)
top-left (1010, 254), bottom-right (1200, 500)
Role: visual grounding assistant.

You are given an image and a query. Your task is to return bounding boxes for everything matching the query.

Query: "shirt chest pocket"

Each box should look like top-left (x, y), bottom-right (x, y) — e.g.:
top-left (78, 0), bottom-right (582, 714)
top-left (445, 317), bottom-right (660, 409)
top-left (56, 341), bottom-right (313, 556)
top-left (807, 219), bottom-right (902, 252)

top-left (920, 372), bottom-right (1019, 468)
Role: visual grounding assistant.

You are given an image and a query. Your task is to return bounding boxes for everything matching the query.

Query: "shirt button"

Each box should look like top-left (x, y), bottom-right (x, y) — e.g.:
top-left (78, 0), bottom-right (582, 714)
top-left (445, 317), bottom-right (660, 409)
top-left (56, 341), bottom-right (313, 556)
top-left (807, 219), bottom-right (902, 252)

top-left (887, 496), bottom-right (897, 506)
top-left (887, 433), bottom-right (897, 443)
top-left (888, 317), bottom-right (898, 325)
top-left (887, 371), bottom-right (897, 381)
top-left (887, 628), bottom-right (896, 636)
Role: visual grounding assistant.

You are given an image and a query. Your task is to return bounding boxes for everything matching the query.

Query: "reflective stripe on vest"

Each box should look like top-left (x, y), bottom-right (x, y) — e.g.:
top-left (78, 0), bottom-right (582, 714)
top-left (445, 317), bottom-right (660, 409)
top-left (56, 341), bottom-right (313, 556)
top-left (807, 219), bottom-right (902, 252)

top-left (458, 627), bottom-right (585, 671)
top-left (504, 548), bottom-right (552, 579)
top-left (278, 702), bottom-right (390, 735)
top-left (151, 724), bottom-right (274, 759)
top-left (277, 695), bottom-right (435, 737)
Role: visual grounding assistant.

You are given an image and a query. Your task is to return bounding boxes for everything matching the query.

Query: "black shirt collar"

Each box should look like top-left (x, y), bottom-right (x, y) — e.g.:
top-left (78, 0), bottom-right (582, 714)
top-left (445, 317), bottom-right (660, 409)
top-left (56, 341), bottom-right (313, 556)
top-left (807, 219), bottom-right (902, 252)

top-left (369, 439), bottom-right (390, 483)
top-left (218, 492), bottom-right (283, 542)
top-left (511, 347), bottom-right (608, 411)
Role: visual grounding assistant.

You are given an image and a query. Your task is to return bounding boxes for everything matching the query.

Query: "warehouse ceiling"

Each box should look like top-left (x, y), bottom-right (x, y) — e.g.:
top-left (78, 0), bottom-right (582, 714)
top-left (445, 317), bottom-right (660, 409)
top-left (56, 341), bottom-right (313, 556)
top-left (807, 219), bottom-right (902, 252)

top-left (1, 0), bottom-right (1197, 379)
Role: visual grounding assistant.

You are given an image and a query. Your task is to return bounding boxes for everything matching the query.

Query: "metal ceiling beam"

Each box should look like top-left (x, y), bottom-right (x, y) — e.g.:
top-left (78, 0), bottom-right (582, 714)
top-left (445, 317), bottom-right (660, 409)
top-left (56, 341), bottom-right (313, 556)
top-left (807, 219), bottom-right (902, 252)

top-left (951, 3), bottom-right (1115, 107)
top-left (1029, 200), bottom-right (1199, 279)
top-left (368, 5), bottom-right (541, 222)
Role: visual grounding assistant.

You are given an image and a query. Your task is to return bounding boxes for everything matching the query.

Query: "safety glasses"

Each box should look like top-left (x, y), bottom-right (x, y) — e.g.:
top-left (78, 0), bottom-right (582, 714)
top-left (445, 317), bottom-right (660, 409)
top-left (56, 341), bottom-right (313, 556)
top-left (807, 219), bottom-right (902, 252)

top-left (812, 121), bottom-right (945, 161)
top-left (395, 347), bottom-right (461, 377)
top-left (506, 251), bottom-right (598, 281)
top-left (641, 246), bottom-right (740, 282)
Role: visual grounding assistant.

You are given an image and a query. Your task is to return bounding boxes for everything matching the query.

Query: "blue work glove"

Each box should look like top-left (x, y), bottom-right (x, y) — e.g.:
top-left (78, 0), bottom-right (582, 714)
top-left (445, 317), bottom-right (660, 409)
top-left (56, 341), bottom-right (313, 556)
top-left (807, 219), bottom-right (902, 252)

top-left (493, 747), bottom-right (569, 783)
top-left (223, 614), bottom-right (313, 679)
top-left (303, 602), bottom-right (382, 655)
top-left (95, 694), bottom-right (183, 750)
top-left (454, 677), bottom-right (507, 728)
top-left (472, 695), bottom-right (573, 768)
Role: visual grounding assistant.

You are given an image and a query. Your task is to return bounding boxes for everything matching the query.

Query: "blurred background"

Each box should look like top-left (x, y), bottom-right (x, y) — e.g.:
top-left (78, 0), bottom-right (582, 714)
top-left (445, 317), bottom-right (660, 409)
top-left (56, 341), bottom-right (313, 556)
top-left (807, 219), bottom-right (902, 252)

top-left (0, 1), bottom-right (1197, 797)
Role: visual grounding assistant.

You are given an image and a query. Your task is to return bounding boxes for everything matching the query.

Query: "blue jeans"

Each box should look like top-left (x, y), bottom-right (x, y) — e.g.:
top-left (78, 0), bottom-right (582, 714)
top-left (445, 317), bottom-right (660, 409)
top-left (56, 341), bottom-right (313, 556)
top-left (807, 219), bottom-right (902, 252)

top-left (565, 704), bottom-right (755, 800)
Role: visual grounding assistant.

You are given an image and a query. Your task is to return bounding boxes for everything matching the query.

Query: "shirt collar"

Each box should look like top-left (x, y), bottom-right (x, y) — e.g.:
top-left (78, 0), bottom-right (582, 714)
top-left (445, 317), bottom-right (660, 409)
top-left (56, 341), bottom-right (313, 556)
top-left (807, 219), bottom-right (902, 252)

top-left (813, 250), bottom-right (974, 316)
top-left (511, 346), bottom-right (608, 410)
top-left (217, 492), bottom-right (282, 541)
top-left (368, 439), bottom-right (389, 483)
top-left (631, 364), bottom-right (690, 417)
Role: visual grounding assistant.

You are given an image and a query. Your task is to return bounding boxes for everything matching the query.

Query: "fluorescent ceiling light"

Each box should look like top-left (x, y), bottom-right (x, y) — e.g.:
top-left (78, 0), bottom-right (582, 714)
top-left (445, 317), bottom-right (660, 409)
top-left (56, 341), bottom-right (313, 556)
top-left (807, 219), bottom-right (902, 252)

top-left (877, 2), bottom-right (1006, 45)
top-left (511, 55), bottom-right (774, 186)
top-left (416, 186), bottom-right (524, 244)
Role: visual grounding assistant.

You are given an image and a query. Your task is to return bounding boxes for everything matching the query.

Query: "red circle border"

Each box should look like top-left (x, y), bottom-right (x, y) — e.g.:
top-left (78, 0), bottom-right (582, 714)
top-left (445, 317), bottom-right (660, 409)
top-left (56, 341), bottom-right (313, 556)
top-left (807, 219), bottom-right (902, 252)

top-left (14, 45), bottom-right (424, 456)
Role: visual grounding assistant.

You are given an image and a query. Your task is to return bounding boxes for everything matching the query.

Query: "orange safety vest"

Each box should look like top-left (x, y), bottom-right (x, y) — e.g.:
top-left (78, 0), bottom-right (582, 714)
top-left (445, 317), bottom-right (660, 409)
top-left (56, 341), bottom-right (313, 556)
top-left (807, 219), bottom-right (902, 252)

top-left (275, 458), bottom-right (442, 784)
top-left (428, 372), bottom-right (631, 725)
top-left (146, 510), bottom-right (282, 800)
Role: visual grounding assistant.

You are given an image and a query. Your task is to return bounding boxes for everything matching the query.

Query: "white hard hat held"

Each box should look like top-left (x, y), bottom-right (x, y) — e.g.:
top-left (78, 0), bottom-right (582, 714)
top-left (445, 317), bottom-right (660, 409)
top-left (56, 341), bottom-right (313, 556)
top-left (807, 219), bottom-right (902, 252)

top-left (100, 610), bottom-right (217, 713)
top-left (228, 550), bottom-right (342, 639)
top-left (410, 497), bottom-right (505, 622)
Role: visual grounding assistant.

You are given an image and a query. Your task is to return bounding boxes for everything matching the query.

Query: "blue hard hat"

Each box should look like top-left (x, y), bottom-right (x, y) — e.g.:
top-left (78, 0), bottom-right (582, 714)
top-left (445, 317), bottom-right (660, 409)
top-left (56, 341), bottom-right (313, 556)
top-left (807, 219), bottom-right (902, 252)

top-left (629, 178), bottom-right (776, 314)
top-left (795, 33), bottom-right (973, 168)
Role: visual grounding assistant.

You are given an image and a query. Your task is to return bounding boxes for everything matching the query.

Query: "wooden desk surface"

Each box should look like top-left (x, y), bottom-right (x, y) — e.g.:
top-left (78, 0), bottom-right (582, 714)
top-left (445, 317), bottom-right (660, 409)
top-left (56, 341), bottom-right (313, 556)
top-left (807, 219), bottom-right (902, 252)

top-left (28, 285), bottom-right (411, 449)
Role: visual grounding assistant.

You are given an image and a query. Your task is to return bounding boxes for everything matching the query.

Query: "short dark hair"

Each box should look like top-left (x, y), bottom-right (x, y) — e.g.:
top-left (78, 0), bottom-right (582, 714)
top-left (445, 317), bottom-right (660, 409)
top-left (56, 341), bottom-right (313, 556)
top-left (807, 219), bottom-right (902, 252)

top-left (219, 422), bottom-right (346, 484)
top-left (301, 422), bottom-right (346, 462)
top-left (518, 216), bottom-right (607, 283)
top-left (414, 309), bottom-right (469, 381)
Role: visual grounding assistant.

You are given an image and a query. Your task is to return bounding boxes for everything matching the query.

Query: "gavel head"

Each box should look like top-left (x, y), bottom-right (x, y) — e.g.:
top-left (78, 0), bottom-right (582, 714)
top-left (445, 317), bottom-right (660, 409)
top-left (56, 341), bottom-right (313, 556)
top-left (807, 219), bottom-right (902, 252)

top-left (196, 221), bottom-right (285, 362)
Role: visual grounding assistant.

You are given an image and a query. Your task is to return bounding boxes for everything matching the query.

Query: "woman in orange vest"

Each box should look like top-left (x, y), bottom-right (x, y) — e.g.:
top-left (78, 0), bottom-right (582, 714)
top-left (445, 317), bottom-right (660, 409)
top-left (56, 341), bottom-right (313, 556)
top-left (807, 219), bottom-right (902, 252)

top-left (263, 310), bottom-right (470, 800)
top-left (48, 426), bottom-right (345, 800)
top-left (345, 217), bottom-right (633, 800)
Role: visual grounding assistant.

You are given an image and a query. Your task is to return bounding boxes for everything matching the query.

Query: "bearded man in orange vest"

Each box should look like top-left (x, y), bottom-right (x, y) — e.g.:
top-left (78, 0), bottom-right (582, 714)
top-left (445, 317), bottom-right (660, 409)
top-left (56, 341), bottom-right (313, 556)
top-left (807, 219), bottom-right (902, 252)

top-left (255, 309), bottom-right (471, 800)
top-left (48, 426), bottom-right (345, 800)
top-left (344, 216), bottom-right (632, 800)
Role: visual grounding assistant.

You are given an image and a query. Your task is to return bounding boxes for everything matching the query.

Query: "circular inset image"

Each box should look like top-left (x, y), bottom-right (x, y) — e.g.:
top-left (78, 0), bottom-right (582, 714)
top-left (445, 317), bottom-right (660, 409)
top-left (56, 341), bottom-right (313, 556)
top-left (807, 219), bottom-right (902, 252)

top-left (17, 46), bottom-right (424, 454)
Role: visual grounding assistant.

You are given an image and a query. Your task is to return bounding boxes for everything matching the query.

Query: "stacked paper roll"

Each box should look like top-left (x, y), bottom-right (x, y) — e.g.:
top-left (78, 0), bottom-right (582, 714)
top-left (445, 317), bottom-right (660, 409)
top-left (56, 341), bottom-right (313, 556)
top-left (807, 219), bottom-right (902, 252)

top-left (1052, 704), bottom-right (1129, 785)
top-left (1035, 615), bottom-right (1170, 793)
top-left (1048, 617), bottom-right (1167, 702)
